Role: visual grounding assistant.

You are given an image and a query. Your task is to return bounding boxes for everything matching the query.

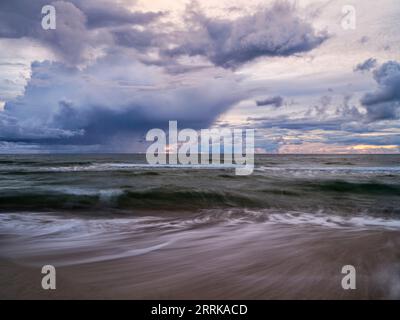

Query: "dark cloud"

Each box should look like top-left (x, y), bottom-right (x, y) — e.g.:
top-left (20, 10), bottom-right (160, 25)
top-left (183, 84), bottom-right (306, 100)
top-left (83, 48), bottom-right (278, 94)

top-left (1, 58), bottom-right (246, 149)
top-left (0, 0), bottom-right (164, 65)
top-left (335, 95), bottom-right (363, 119)
top-left (361, 61), bottom-right (400, 121)
top-left (0, 0), bottom-right (45, 38)
top-left (0, 0), bottom-right (103, 65)
top-left (74, 0), bottom-right (164, 29)
top-left (354, 58), bottom-right (377, 72)
top-left (247, 114), bottom-right (345, 131)
top-left (0, 0), bottom-right (327, 71)
top-left (112, 27), bottom-right (159, 52)
top-left (0, 109), bottom-right (83, 143)
top-left (163, 1), bottom-right (328, 69)
top-left (249, 94), bottom-right (364, 133)
top-left (40, 1), bottom-right (101, 65)
top-left (256, 96), bottom-right (284, 107)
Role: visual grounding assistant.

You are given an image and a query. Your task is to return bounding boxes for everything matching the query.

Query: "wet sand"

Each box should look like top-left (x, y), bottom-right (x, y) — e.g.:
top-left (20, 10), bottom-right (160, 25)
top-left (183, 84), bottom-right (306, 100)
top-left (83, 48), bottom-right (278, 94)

top-left (1, 215), bottom-right (400, 300)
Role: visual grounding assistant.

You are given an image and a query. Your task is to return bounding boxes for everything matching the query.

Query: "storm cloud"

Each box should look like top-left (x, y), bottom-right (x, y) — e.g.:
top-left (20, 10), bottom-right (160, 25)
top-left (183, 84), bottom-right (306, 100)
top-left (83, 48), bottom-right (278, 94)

top-left (75, 0), bottom-right (164, 29)
top-left (1, 57), bottom-right (245, 148)
top-left (0, 0), bottom-right (164, 65)
top-left (361, 61), bottom-right (400, 121)
top-left (163, 2), bottom-right (328, 69)
top-left (0, 0), bottom-right (328, 69)
top-left (256, 96), bottom-right (284, 107)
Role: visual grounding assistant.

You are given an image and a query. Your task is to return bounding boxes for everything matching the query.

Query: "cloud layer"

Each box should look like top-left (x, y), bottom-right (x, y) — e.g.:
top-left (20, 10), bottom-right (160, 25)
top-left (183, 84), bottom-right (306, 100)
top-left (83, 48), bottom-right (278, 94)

top-left (0, 0), bottom-right (399, 153)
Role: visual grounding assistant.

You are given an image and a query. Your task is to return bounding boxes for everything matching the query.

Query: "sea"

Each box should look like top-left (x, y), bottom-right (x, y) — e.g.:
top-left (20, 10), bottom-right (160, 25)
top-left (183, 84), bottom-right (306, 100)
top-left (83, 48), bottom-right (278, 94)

top-left (0, 154), bottom-right (399, 299)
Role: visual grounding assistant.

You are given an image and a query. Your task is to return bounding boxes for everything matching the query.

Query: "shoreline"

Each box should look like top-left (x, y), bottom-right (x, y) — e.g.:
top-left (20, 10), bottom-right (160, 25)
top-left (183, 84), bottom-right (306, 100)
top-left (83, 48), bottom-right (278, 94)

top-left (1, 218), bottom-right (399, 300)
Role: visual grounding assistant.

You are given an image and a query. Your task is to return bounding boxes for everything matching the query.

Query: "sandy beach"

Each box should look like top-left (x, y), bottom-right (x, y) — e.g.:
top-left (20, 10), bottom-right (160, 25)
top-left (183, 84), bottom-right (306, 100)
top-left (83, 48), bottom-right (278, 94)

top-left (1, 212), bottom-right (400, 299)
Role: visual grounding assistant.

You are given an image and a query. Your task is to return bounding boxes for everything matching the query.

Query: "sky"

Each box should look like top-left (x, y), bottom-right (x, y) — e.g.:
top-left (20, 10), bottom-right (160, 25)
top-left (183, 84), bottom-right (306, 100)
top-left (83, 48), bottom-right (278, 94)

top-left (0, 0), bottom-right (399, 153)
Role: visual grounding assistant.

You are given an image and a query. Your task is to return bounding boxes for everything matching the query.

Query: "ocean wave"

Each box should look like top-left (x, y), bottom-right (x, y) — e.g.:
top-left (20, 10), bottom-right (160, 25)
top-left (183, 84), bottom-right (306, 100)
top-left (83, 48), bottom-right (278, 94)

top-left (309, 180), bottom-right (400, 195)
top-left (177, 209), bottom-right (400, 230)
top-left (257, 166), bottom-right (400, 175)
top-left (264, 211), bottom-right (400, 229)
top-left (1, 177), bottom-right (400, 212)
top-left (0, 187), bottom-right (260, 211)
top-left (0, 162), bottom-right (244, 174)
top-left (1, 210), bottom-right (400, 242)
